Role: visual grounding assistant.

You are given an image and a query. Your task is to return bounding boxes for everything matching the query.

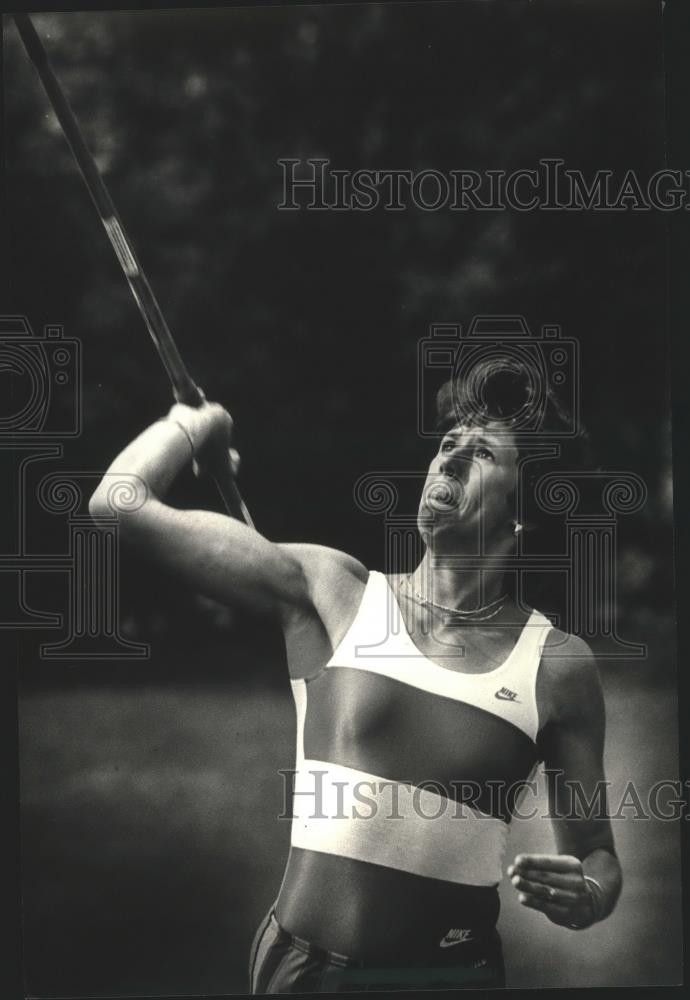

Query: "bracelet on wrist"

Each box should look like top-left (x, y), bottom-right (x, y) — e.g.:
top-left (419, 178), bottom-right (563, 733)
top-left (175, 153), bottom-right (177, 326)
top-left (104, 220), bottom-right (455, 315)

top-left (584, 875), bottom-right (605, 921)
top-left (163, 418), bottom-right (195, 458)
top-left (568, 875), bottom-right (605, 930)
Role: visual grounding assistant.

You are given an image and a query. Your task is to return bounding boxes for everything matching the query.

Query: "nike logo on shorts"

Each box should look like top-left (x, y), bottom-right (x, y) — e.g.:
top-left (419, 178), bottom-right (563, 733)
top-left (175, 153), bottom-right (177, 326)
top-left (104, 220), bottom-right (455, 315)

top-left (439, 928), bottom-right (475, 947)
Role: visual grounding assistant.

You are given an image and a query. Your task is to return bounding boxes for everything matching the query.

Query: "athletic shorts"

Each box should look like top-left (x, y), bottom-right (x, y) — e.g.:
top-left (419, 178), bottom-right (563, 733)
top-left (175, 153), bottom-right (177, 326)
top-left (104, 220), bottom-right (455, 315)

top-left (248, 905), bottom-right (506, 993)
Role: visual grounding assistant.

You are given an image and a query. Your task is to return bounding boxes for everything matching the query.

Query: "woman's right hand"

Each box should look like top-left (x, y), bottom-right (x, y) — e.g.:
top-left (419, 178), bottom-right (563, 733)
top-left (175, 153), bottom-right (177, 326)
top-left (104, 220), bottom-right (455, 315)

top-left (167, 400), bottom-right (240, 477)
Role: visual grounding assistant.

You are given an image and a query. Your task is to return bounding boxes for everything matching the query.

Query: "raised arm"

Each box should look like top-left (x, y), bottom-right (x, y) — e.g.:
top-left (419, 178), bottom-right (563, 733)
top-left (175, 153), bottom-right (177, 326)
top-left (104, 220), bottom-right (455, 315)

top-left (507, 634), bottom-right (623, 929)
top-left (88, 401), bottom-right (310, 619)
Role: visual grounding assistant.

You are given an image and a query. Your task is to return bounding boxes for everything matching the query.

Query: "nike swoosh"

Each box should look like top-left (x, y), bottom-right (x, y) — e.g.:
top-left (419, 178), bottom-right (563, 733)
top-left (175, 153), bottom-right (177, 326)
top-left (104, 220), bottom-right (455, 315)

top-left (495, 692), bottom-right (520, 701)
top-left (439, 937), bottom-right (474, 948)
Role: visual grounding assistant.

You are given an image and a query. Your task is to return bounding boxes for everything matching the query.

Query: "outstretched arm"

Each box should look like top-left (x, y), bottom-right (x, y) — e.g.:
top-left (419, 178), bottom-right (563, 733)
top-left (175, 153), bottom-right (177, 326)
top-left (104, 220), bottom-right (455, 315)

top-left (88, 401), bottom-right (310, 619)
top-left (507, 635), bottom-right (622, 929)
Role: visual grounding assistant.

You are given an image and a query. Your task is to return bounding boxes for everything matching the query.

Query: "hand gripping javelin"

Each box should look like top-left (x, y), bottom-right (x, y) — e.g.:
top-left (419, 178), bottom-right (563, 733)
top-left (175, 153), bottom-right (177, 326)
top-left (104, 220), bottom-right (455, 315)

top-left (13, 13), bottom-right (254, 528)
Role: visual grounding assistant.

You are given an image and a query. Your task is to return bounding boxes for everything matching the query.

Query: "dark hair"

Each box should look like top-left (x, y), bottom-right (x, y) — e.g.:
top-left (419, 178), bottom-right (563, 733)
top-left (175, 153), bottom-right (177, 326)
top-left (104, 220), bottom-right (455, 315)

top-left (435, 356), bottom-right (595, 530)
top-left (435, 355), bottom-right (577, 438)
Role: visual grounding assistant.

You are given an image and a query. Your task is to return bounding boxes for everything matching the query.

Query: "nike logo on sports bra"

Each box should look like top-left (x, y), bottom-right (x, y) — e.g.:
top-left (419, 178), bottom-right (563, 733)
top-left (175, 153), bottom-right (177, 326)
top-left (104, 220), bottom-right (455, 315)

top-left (494, 686), bottom-right (520, 702)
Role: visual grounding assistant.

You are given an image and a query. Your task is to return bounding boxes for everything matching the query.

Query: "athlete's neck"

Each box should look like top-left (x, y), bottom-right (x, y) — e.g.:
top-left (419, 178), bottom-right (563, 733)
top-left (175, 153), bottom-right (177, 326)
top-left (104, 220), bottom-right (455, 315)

top-left (411, 552), bottom-right (509, 613)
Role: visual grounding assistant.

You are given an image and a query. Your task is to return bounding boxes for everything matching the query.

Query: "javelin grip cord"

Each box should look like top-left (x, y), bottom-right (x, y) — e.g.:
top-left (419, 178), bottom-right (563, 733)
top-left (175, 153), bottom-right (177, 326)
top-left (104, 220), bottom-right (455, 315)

top-left (13, 13), bottom-right (253, 528)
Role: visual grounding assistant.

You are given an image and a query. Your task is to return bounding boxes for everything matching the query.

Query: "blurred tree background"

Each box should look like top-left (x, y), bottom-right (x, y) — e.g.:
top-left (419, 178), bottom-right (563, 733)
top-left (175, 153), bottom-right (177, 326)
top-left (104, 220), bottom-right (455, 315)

top-left (3, 1), bottom-right (680, 995)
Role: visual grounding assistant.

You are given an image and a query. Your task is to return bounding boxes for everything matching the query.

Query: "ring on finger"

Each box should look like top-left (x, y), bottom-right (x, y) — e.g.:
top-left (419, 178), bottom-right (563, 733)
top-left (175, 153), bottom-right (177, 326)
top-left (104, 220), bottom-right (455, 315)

top-left (549, 887), bottom-right (557, 898)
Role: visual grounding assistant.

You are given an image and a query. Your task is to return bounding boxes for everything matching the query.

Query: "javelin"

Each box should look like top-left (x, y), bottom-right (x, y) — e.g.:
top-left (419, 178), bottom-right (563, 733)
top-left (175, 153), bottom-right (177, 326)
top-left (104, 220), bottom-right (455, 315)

top-left (13, 13), bottom-right (254, 528)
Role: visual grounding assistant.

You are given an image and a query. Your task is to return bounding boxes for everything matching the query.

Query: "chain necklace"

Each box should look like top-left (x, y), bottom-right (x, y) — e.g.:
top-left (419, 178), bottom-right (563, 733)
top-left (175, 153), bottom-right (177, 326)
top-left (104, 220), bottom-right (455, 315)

top-left (401, 575), bottom-right (509, 623)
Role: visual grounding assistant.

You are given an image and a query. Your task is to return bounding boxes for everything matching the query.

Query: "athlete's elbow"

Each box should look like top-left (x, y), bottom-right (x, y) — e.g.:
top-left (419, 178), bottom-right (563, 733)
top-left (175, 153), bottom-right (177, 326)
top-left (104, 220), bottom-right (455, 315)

top-left (88, 473), bottom-right (154, 531)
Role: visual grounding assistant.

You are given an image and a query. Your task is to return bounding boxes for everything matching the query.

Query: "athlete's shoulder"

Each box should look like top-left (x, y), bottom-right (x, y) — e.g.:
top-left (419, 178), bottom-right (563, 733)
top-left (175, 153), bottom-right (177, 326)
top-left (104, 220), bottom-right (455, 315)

top-left (278, 545), bottom-right (370, 668)
top-left (541, 627), bottom-right (595, 661)
top-left (278, 543), bottom-right (368, 584)
top-left (538, 627), bottom-right (602, 725)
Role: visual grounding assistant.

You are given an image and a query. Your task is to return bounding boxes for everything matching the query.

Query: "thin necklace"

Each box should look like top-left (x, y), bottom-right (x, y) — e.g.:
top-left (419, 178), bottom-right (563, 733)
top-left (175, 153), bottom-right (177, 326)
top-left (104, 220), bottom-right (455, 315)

top-left (401, 575), bottom-right (509, 622)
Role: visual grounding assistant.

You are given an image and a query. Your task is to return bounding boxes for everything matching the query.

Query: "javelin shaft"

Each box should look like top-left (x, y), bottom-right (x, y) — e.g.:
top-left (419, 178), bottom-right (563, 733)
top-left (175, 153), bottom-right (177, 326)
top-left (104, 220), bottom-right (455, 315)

top-left (14, 13), bottom-right (253, 528)
top-left (13, 15), bottom-right (194, 400)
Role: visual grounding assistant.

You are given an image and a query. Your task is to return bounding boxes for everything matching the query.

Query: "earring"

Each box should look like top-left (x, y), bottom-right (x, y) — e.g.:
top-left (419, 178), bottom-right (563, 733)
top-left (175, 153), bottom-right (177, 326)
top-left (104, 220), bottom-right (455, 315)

top-left (513, 521), bottom-right (523, 535)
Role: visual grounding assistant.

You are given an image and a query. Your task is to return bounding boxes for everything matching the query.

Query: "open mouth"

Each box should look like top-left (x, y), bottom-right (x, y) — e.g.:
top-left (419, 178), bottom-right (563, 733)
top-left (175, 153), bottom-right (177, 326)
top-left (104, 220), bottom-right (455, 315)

top-left (424, 474), bottom-right (464, 513)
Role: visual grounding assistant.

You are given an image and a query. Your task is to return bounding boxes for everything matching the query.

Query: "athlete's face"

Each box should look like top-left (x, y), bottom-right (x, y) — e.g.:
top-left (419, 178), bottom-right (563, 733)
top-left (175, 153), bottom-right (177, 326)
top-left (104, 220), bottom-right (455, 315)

top-left (418, 421), bottom-right (520, 544)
